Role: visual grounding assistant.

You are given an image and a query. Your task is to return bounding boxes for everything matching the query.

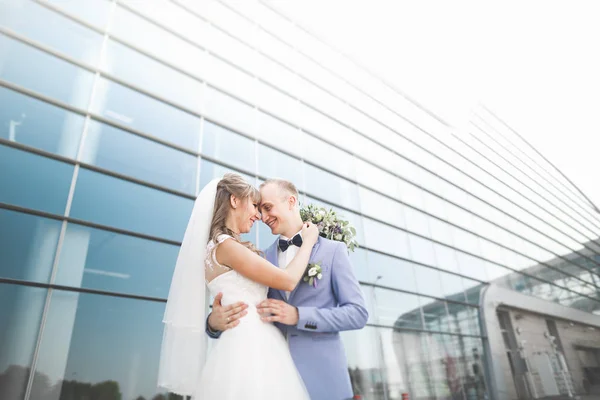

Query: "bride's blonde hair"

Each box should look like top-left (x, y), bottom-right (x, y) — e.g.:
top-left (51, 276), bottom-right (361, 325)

top-left (210, 173), bottom-right (262, 255)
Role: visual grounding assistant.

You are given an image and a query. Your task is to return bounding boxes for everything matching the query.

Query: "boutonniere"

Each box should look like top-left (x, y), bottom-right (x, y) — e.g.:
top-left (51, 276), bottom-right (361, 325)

top-left (303, 262), bottom-right (323, 288)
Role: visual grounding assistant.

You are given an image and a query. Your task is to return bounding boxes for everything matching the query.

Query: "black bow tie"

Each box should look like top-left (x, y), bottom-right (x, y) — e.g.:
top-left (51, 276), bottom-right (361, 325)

top-left (278, 234), bottom-right (303, 252)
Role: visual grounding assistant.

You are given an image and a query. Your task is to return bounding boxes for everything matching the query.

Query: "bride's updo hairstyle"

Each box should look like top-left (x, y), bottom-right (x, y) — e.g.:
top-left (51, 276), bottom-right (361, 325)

top-left (209, 173), bottom-right (262, 255)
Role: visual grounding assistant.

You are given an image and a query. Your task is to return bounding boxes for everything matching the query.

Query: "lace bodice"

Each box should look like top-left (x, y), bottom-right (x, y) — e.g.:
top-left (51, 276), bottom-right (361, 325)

top-left (205, 234), bottom-right (268, 306)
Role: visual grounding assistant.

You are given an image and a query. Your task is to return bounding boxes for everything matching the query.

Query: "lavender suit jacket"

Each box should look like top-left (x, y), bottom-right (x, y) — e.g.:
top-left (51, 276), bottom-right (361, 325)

top-left (265, 236), bottom-right (368, 400)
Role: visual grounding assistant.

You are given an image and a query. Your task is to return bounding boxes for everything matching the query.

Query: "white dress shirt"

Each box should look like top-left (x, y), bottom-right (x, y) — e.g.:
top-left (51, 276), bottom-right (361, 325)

top-left (278, 230), bottom-right (303, 300)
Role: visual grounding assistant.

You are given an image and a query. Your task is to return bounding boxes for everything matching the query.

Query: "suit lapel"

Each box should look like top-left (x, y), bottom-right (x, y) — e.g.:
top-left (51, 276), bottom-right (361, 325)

top-left (288, 237), bottom-right (321, 304)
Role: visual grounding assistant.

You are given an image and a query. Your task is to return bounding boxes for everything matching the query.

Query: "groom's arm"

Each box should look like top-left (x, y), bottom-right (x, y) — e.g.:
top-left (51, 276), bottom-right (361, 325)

top-left (205, 293), bottom-right (248, 338)
top-left (296, 242), bottom-right (368, 333)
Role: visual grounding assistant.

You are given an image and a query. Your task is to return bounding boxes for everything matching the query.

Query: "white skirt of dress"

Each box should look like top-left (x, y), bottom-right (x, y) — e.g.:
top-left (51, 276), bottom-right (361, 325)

top-left (193, 310), bottom-right (309, 400)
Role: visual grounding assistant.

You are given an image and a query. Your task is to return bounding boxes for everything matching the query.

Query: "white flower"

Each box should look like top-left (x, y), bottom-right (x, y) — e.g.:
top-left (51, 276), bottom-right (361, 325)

top-left (308, 267), bottom-right (318, 277)
top-left (317, 273), bottom-right (323, 280)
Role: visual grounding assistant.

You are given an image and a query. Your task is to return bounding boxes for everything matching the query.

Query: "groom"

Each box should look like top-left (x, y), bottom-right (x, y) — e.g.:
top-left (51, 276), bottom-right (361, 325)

top-left (207, 178), bottom-right (368, 400)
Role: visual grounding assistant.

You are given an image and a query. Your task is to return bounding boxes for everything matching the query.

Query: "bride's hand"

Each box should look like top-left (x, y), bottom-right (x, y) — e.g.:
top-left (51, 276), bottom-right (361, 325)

top-left (301, 222), bottom-right (319, 246)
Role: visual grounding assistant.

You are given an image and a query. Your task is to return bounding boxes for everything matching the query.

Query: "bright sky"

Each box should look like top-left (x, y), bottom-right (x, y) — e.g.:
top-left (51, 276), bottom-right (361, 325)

top-left (268, 0), bottom-right (600, 213)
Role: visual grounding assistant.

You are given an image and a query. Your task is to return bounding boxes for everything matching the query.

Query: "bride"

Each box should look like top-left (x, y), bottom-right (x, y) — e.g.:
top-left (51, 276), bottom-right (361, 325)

top-left (157, 173), bottom-right (318, 399)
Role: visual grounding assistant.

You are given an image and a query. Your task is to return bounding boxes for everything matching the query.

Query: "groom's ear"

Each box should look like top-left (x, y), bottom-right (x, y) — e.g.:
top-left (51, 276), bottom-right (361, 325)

top-left (288, 195), bottom-right (297, 210)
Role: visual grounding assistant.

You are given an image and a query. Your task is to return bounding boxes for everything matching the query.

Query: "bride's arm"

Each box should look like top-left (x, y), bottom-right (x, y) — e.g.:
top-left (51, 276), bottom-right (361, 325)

top-left (216, 223), bottom-right (318, 291)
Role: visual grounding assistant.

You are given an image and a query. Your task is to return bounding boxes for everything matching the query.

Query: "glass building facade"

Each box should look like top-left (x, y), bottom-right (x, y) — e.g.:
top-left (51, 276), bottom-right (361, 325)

top-left (1, 1), bottom-right (599, 400)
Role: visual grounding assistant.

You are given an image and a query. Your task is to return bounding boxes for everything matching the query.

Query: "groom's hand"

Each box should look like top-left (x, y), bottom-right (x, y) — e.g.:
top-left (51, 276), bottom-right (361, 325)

top-left (208, 292), bottom-right (248, 331)
top-left (257, 299), bottom-right (299, 325)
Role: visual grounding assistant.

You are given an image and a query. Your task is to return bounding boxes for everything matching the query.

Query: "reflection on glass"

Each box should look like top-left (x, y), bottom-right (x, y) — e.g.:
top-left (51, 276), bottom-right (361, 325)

top-left (0, 144), bottom-right (74, 214)
top-left (0, 209), bottom-right (61, 283)
top-left (91, 77), bottom-right (202, 151)
top-left (0, 1), bottom-right (103, 66)
top-left (341, 327), bottom-right (386, 399)
top-left (374, 288), bottom-right (423, 330)
top-left (389, 330), bottom-right (434, 399)
top-left (31, 291), bottom-right (168, 400)
top-left (0, 35), bottom-right (94, 109)
top-left (54, 223), bottom-right (180, 298)
top-left (82, 120), bottom-right (197, 194)
top-left (0, 86), bottom-right (84, 158)
top-left (70, 168), bottom-right (193, 242)
top-left (0, 283), bottom-right (47, 400)
top-left (202, 121), bottom-right (256, 174)
top-left (102, 39), bottom-right (205, 114)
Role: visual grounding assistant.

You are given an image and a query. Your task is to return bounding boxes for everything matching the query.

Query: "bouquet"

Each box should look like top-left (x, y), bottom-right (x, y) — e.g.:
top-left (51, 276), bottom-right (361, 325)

top-left (299, 203), bottom-right (358, 252)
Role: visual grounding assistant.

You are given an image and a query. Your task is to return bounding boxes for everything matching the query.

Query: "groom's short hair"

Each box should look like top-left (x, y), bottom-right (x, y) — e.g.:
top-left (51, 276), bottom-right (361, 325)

top-left (260, 178), bottom-right (299, 200)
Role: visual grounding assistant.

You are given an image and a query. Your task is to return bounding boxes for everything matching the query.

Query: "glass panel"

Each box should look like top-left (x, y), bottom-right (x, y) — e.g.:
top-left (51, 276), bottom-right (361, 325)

top-left (349, 248), bottom-right (369, 283)
top-left (421, 298), bottom-right (450, 332)
top-left (374, 288), bottom-right (423, 330)
top-left (390, 331), bottom-right (435, 399)
top-left (439, 270), bottom-right (468, 303)
top-left (366, 251), bottom-right (417, 293)
top-left (358, 187), bottom-right (405, 229)
top-left (257, 216), bottom-right (277, 251)
top-left (204, 87), bottom-right (256, 137)
top-left (413, 265), bottom-right (444, 298)
top-left (91, 77), bottom-right (202, 151)
top-left (30, 291), bottom-right (168, 400)
top-left (0, 209), bottom-right (61, 283)
top-left (257, 144), bottom-right (303, 187)
top-left (41, 0), bottom-right (111, 29)
top-left (256, 111), bottom-right (305, 157)
top-left (363, 217), bottom-right (410, 260)
top-left (341, 327), bottom-right (386, 399)
top-left (304, 164), bottom-right (360, 212)
top-left (432, 243), bottom-right (461, 274)
top-left (403, 207), bottom-right (431, 238)
top-left (54, 223), bottom-right (180, 298)
top-left (0, 283), bottom-right (47, 400)
top-left (447, 303), bottom-right (481, 337)
top-left (203, 53), bottom-right (256, 105)
top-left (110, 4), bottom-right (209, 81)
top-left (102, 39), bottom-right (205, 114)
top-left (456, 251), bottom-right (488, 282)
top-left (301, 133), bottom-right (355, 181)
top-left (407, 234), bottom-right (437, 267)
top-left (81, 120), bottom-right (197, 194)
top-left (70, 168), bottom-right (193, 242)
top-left (0, 34), bottom-right (94, 109)
top-left (202, 120), bottom-right (256, 174)
top-left (256, 80), bottom-right (299, 126)
top-left (0, 144), bottom-right (74, 214)
top-left (0, 1), bottom-right (103, 65)
top-left (199, 159), bottom-right (254, 192)
top-left (0, 86), bottom-right (84, 159)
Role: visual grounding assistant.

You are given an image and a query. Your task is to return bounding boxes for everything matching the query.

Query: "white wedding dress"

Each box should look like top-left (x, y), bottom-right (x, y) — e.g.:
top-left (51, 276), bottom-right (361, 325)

top-left (193, 234), bottom-right (309, 400)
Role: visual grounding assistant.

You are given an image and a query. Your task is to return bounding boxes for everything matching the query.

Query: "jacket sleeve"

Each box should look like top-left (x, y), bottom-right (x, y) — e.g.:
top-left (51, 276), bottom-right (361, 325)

top-left (296, 242), bottom-right (368, 332)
